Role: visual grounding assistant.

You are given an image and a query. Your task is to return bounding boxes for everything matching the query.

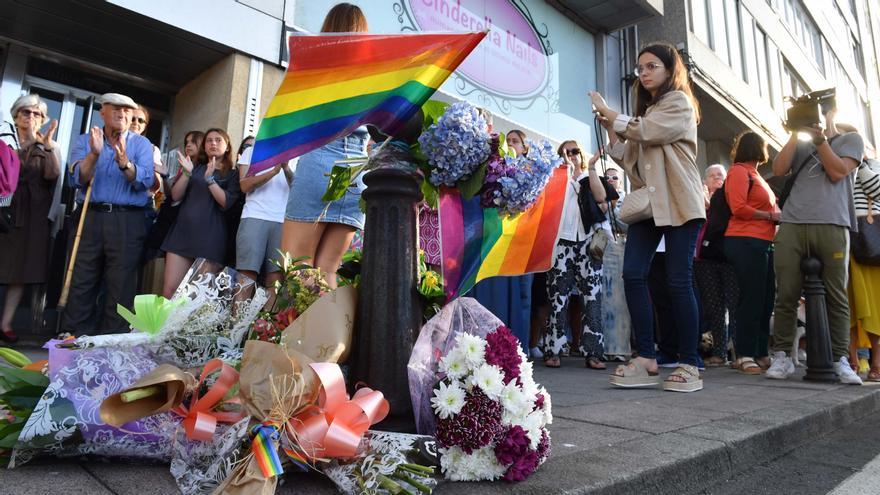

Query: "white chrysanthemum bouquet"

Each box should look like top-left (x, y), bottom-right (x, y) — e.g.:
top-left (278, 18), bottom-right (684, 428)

top-left (430, 325), bottom-right (552, 482)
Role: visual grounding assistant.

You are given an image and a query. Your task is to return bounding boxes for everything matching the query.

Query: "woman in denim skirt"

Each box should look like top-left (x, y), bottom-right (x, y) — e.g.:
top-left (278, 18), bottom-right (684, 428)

top-left (281, 3), bottom-right (368, 288)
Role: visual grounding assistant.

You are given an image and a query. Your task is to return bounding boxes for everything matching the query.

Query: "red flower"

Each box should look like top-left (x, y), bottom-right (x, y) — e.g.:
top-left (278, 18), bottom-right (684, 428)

top-left (274, 307), bottom-right (299, 329)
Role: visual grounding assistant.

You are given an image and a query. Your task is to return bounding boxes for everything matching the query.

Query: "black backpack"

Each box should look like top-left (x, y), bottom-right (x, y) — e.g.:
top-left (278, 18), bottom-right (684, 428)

top-left (700, 174), bottom-right (753, 262)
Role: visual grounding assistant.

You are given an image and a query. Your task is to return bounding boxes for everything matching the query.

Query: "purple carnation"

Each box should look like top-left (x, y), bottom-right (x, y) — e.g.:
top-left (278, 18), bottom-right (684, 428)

top-left (485, 326), bottom-right (523, 384)
top-left (537, 429), bottom-right (551, 462)
top-left (436, 388), bottom-right (503, 454)
top-left (494, 425), bottom-right (530, 465)
top-left (534, 393), bottom-right (545, 411)
top-left (503, 450), bottom-right (540, 482)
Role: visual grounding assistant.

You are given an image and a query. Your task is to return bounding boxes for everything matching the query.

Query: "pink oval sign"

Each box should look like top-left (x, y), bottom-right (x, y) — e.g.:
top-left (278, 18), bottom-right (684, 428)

top-left (406, 0), bottom-right (549, 98)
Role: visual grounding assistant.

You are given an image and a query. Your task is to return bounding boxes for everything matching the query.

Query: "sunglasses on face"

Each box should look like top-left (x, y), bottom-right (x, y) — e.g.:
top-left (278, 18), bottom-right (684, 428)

top-left (607, 175), bottom-right (619, 181)
top-left (565, 148), bottom-right (581, 156)
top-left (131, 117), bottom-right (147, 124)
top-left (18, 109), bottom-right (44, 118)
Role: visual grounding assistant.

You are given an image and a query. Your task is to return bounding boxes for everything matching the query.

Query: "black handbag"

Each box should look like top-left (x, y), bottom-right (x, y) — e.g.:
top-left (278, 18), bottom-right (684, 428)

top-left (852, 200), bottom-right (880, 266)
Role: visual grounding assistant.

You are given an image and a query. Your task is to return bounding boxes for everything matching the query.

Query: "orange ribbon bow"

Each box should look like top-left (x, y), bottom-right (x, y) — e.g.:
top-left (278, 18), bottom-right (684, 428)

top-left (174, 358), bottom-right (245, 441)
top-left (288, 362), bottom-right (389, 459)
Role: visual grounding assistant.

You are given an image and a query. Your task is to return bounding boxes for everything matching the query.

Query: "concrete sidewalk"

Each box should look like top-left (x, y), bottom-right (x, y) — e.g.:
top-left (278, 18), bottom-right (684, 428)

top-left (4, 354), bottom-right (880, 495)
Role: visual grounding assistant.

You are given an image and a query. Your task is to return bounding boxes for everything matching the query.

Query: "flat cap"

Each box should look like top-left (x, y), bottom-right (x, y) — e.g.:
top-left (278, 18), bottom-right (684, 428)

top-left (99, 93), bottom-right (137, 109)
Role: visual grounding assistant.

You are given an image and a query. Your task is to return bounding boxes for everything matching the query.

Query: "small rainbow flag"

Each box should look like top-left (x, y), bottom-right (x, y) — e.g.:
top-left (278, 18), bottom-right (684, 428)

top-left (440, 167), bottom-right (568, 300)
top-left (249, 32), bottom-right (486, 175)
top-left (250, 421), bottom-right (284, 478)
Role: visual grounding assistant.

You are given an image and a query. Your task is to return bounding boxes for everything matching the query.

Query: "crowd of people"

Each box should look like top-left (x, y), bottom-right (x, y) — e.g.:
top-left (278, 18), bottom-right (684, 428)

top-left (1, 3), bottom-right (879, 395)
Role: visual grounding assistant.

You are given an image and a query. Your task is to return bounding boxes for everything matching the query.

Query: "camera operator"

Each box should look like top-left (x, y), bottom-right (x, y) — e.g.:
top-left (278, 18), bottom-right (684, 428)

top-left (766, 99), bottom-right (865, 384)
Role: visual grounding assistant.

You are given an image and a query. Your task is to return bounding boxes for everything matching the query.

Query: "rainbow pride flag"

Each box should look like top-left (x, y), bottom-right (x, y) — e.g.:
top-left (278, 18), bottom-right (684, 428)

top-left (440, 167), bottom-right (568, 300)
top-left (249, 32), bottom-right (486, 175)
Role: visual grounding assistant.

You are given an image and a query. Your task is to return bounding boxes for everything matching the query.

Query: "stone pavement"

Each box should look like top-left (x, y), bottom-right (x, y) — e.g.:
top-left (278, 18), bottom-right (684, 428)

top-left (4, 352), bottom-right (880, 495)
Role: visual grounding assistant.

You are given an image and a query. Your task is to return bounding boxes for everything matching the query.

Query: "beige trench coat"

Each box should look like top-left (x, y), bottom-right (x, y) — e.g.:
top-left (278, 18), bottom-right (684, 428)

top-left (608, 90), bottom-right (705, 227)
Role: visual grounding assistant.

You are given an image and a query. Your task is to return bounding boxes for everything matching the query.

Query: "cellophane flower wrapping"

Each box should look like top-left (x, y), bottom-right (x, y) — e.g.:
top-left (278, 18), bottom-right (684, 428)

top-left (8, 260), bottom-right (266, 471)
top-left (323, 430), bottom-right (439, 495)
top-left (169, 417), bottom-right (251, 495)
top-left (8, 342), bottom-right (179, 467)
top-left (418, 102), bottom-right (491, 187)
top-left (480, 139), bottom-right (560, 217)
top-left (407, 297), bottom-right (503, 435)
top-left (76, 258), bottom-right (267, 368)
top-left (430, 326), bottom-right (552, 482)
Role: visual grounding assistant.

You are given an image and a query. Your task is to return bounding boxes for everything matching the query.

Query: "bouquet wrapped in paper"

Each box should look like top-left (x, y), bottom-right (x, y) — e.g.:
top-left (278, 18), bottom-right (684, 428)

top-left (9, 341), bottom-right (180, 467)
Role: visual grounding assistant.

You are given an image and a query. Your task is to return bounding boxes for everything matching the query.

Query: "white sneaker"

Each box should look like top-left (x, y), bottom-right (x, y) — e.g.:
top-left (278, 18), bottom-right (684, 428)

top-left (765, 351), bottom-right (795, 380)
top-left (530, 347), bottom-right (544, 359)
top-left (834, 356), bottom-right (863, 385)
top-left (797, 348), bottom-right (807, 365)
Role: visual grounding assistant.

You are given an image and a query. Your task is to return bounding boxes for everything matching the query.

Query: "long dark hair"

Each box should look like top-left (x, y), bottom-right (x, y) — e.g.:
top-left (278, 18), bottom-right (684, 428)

top-left (197, 128), bottom-right (234, 174)
top-left (634, 43), bottom-right (701, 123)
top-left (321, 3), bottom-right (368, 33)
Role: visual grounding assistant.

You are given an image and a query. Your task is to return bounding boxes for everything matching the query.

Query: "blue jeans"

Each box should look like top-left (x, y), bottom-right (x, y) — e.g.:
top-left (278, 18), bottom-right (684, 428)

top-left (623, 218), bottom-right (703, 366)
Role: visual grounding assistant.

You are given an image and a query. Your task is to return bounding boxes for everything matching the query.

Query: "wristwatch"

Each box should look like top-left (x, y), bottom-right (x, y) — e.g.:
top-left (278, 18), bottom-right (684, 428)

top-left (119, 161), bottom-right (134, 172)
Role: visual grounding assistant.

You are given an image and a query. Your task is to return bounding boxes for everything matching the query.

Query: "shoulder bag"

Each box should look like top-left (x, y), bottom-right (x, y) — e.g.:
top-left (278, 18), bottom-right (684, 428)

top-left (618, 187), bottom-right (652, 224)
top-left (852, 198), bottom-right (880, 266)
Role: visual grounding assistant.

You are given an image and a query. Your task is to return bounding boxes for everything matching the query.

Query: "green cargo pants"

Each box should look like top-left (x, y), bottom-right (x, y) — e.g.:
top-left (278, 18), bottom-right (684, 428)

top-left (772, 223), bottom-right (850, 360)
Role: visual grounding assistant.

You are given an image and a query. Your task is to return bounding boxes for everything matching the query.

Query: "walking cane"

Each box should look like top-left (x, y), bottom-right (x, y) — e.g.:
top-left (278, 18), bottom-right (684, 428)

top-left (57, 180), bottom-right (93, 313)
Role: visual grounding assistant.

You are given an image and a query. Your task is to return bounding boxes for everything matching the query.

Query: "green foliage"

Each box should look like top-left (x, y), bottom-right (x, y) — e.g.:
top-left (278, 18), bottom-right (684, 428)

top-left (338, 249), bottom-right (363, 288)
top-left (421, 100), bottom-right (449, 130)
top-left (457, 161), bottom-right (488, 200)
top-left (322, 165), bottom-right (353, 202)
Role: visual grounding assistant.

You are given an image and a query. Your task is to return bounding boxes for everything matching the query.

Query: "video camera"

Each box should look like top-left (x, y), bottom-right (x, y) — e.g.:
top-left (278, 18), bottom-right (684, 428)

top-left (784, 88), bottom-right (836, 130)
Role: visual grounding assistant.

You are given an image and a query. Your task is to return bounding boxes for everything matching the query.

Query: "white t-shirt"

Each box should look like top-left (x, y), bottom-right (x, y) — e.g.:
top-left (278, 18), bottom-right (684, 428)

top-left (238, 146), bottom-right (293, 223)
top-left (558, 169), bottom-right (588, 242)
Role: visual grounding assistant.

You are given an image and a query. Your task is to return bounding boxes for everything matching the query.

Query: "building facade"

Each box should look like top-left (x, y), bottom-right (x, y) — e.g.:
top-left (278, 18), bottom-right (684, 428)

top-left (627, 0), bottom-right (880, 169)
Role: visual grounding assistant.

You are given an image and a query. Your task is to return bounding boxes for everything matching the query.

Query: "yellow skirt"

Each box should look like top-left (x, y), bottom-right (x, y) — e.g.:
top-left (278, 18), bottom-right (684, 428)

top-left (849, 258), bottom-right (880, 346)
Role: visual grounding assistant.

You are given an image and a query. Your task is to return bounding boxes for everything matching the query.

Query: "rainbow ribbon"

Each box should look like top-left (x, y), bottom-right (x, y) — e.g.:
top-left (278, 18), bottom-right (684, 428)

top-left (250, 421), bottom-right (284, 478)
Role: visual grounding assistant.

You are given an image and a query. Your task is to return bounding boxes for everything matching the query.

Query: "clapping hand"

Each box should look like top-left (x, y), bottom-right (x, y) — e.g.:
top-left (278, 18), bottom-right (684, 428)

top-left (113, 136), bottom-right (128, 167)
top-left (176, 150), bottom-right (194, 174)
top-left (205, 156), bottom-right (216, 179)
top-left (37, 119), bottom-right (58, 150)
top-left (88, 126), bottom-right (104, 156)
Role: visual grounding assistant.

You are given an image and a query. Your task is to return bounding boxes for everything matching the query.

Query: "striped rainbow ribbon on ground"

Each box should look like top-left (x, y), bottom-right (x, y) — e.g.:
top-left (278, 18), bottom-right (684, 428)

top-left (248, 32), bottom-right (486, 175)
top-left (439, 166), bottom-right (568, 300)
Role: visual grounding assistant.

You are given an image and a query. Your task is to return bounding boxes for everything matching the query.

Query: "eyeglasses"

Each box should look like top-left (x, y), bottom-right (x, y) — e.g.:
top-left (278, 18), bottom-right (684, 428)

top-left (634, 62), bottom-right (665, 77)
top-left (606, 175), bottom-right (619, 181)
top-left (18, 109), bottom-right (44, 118)
top-left (131, 117), bottom-right (147, 124)
top-left (565, 148), bottom-right (581, 156)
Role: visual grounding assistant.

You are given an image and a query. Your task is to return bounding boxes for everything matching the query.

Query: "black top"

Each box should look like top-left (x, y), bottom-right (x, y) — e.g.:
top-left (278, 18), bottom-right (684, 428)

top-left (161, 163), bottom-right (240, 263)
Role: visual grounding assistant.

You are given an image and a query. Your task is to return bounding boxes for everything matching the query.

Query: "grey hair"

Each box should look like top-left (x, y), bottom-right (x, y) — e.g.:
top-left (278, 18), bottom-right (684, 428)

top-left (11, 94), bottom-right (48, 120)
top-left (704, 163), bottom-right (726, 179)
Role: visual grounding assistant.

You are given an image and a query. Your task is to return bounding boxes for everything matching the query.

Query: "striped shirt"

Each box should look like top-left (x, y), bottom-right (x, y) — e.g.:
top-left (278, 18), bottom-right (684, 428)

top-left (854, 158), bottom-right (880, 217)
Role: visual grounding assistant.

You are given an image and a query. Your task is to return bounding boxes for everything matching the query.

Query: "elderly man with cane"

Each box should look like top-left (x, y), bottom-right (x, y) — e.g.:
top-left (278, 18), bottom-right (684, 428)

top-left (61, 93), bottom-right (155, 335)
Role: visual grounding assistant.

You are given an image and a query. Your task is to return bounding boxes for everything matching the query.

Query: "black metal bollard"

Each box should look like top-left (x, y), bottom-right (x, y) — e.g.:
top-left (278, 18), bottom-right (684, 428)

top-left (350, 160), bottom-right (423, 429)
top-left (801, 257), bottom-right (837, 382)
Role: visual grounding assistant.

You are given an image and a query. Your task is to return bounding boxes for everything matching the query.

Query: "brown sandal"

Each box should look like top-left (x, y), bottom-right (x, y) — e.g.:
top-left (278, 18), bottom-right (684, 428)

top-left (734, 357), bottom-right (763, 375)
top-left (544, 356), bottom-right (561, 368)
top-left (586, 356), bottom-right (606, 370)
top-left (867, 369), bottom-right (880, 383)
